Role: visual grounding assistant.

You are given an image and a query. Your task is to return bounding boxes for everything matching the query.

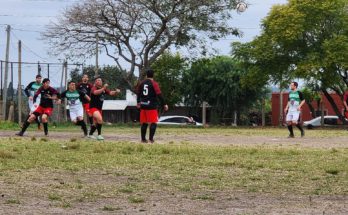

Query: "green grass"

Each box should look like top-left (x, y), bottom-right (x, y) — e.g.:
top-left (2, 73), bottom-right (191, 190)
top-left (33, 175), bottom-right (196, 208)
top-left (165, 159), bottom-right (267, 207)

top-left (0, 127), bottom-right (347, 207)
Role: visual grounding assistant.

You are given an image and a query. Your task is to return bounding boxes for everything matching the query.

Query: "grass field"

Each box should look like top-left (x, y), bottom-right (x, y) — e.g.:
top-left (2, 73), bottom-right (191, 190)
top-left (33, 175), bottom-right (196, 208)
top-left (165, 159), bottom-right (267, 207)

top-left (0, 124), bottom-right (347, 214)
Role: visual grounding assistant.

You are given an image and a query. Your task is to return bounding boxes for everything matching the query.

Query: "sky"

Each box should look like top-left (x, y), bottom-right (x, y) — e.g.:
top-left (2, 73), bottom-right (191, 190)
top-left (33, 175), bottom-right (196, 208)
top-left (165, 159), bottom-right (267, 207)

top-left (0, 0), bottom-right (288, 87)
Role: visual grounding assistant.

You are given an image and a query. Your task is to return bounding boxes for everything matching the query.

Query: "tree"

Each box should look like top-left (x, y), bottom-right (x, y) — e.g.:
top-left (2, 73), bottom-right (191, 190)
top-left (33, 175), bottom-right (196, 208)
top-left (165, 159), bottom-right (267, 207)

top-left (232, 0), bottom-right (348, 121)
top-left (43, 0), bottom-right (244, 84)
top-left (182, 56), bottom-right (269, 125)
top-left (151, 52), bottom-right (186, 107)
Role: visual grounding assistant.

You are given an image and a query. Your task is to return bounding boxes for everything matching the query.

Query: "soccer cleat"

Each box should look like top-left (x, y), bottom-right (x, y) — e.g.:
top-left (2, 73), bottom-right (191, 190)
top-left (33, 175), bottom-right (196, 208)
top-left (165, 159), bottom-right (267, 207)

top-left (88, 135), bottom-right (96, 139)
top-left (149, 139), bottom-right (155, 144)
top-left (287, 134), bottom-right (295, 138)
top-left (141, 139), bottom-right (148, 143)
top-left (15, 132), bottom-right (24, 136)
top-left (96, 135), bottom-right (104, 141)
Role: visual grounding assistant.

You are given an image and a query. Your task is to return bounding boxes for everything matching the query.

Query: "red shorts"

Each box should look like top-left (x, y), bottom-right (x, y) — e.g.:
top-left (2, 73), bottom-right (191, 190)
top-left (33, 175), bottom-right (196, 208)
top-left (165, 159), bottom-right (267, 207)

top-left (90, 108), bottom-right (102, 116)
top-left (83, 103), bottom-right (92, 116)
top-left (33, 106), bottom-right (53, 117)
top-left (140, 109), bottom-right (158, 123)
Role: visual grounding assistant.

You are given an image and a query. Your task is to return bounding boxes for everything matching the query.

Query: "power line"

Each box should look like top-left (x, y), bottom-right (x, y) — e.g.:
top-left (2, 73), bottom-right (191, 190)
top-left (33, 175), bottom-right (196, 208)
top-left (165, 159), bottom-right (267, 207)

top-left (11, 31), bottom-right (48, 61)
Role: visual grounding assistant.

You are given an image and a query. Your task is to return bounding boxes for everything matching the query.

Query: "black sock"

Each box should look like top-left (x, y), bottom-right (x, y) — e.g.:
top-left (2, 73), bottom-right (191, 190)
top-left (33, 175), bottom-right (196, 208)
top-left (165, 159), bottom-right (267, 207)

top-left (141, 123), bottom-right (148, 141)
top-left (21, 121), bottom-right (30, 133)
top-left (89, 125), bottom-right (96, 135)
top-left (287, 125), bottom-right (294, 136)
top-left (43, 123), bottom-right (48, 135)
top-left (296, 124), bottom-right (304, 133)
top-left (149, 123), bottom-right (157, 141)
top-left (79, 120), bottom-right (88, 136)
top-left (96, 123), bottom-right (102, 135)
top-left (88, 117), bottom-right (93, 126)
top-left (24, 114), bottom-right (30, 123)
top-left (35, 118), bottom-right (40, 127)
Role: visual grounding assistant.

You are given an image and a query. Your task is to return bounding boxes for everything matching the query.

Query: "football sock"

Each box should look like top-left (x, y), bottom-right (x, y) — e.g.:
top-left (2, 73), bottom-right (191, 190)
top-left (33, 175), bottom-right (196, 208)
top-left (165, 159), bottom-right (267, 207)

top-left (287, 125), bottom-right (294, 136)
top-left (149, 123), bottom-right (157, 141)
top-left (96, 123), bottom-right (102, 135)
top-left (43, 123), bottom-right (48, 135)
top-left (21, 121), bottom-right (30, 133)
top-left (141, 123), bottom-right (148, 141)
top-left (89, 125), bottom-right (96, 135)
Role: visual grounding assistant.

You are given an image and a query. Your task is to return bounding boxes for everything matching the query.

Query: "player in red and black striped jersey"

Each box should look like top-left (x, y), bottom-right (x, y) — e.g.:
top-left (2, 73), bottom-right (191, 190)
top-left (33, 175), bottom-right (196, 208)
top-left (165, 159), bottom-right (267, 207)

top-left (77, 74), bottom-right (94, 128)
top-left (88, 77), bottom-right (120, 140)
top-left (137, 69), bottom-right (168, 143)
top-left (16, 78), bottom-right (61, 136)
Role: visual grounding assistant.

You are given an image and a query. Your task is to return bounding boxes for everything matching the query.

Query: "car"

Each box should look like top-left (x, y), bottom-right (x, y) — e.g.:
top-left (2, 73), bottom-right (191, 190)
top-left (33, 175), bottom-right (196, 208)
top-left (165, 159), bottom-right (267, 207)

top-left (158, 115), bottom-right (203, 126)
top-left (303, 116), bottom-right (340, 129)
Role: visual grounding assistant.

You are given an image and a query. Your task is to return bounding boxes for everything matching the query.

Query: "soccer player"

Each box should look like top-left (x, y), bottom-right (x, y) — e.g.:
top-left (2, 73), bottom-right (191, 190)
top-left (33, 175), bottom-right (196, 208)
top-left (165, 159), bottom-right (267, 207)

top-left (284, 81), bottom-right (305, 138)
top-left (88, 77), bottom-right (120, 140)
top-left (137, 69), bottom-right (168, 143)
top-left (24, 74), bottom-right (42, 129)
top-left (60, 81), bottom-right (90, 137)
top-left (77, 74), bottom-right (94, 128)
top-left (16, 78), bottom-right (60, 136)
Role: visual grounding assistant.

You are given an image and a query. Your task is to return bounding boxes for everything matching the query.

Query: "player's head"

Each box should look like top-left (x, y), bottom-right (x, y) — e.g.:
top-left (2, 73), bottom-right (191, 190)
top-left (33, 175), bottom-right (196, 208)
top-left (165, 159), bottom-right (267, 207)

top-left (146, 69), bottom-right (154, 78)
top-left (94, 77), bottom-right (102, 87)
top-left (42, 78), bottom-right (50, 88)
top-left (82, 74), bottom-right (89, 83)
top-left (68, 81), bottom-right (76, 91)
top-left (290, 81), bottom-right (298, 90)
top-left (35, 74), bottom-right (42, 83)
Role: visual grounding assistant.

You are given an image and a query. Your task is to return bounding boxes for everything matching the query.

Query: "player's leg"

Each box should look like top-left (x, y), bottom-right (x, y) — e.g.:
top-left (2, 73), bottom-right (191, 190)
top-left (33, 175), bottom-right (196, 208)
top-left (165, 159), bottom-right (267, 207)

top-left (41, 114), bottom-right (49, 136)
top-left (139, 109), bottom-right (148, 143)
top-left (75, 104), bottom-right (87, 137)
top-left (148, 109), bottom-right (159, 143)
top-left (286, 113), bottom-right (294, 138)
top-left (93, 110), bottom-right (104, 140)
top-left (293, 112), bottom-right (304, 137)
top-left (16, 113), bottom-right (37, 136)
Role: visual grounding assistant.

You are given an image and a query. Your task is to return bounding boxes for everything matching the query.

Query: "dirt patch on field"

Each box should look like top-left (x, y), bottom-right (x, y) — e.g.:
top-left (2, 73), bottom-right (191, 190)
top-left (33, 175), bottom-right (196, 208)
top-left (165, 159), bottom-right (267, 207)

top-left (0, 170), bottom-right (347, 215)
top-left (1, 130), bottom-right (348, 149)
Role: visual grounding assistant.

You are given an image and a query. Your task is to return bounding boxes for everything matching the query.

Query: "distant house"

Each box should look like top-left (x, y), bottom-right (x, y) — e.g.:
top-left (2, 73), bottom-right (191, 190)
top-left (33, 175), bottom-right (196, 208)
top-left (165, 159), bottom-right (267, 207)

top-left (271, 92), bottom-right (345, 126)
top-left (102, 90), bottom-right (138, 123)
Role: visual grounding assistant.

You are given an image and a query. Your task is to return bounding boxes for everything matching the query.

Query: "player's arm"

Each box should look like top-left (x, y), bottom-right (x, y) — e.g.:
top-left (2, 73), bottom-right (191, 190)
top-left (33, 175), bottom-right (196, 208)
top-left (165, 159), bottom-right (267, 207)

top-left (284, 101), bottom-right (290, 114)
top-left (136, 82), bottom-right (142, 109)
top-left (92, 84), bottom-right (108, 95)
top-left (24, 82), bottom-right (33, 98)
top-left (50, 87), bottom-right (61, 101)
top-left (298, 92), bottom-right (305, 111)
top-left (109, 88), bottom-right (121, 96)
top-left (153, 82), bottom-right (168, 112)
top-left (79, 90), bottom-right (91, 102)
top-left (33, 86), bottom-right (42, 103)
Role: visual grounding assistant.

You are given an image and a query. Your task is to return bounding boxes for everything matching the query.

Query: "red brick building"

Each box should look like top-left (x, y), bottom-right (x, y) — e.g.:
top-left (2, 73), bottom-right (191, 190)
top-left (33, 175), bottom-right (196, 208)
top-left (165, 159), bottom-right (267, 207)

top-left (271, 92), bottom-right (345, 126)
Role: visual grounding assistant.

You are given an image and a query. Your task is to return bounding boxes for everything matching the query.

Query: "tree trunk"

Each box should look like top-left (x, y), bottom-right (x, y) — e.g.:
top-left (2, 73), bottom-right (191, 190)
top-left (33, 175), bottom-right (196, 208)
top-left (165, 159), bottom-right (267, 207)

top-left (306, 101), bottom-right (316, 118)
top-left (321, 89), bottom-right (346, 124)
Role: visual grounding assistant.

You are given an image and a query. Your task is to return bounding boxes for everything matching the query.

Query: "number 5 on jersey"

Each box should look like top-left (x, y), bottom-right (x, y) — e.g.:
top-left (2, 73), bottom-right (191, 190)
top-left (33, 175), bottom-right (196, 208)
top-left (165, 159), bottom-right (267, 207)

top-left (143, 84), bottom-right (149, 96)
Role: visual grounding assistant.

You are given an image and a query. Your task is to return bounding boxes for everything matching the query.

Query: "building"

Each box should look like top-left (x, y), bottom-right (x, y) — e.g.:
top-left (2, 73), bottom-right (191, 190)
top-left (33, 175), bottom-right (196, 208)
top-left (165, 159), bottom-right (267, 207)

top-left (271, 92), bottom-right (345, 126)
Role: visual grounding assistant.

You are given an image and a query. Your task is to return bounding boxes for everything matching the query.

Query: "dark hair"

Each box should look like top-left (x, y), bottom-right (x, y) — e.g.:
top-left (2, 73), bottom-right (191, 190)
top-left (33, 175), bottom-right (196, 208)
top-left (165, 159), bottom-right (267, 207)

top-left (82, 74), bottom-right (89, 78)
top-left (292, 81), bottom-right (298, 88)
top-left (36, 74), bottom-right (42, 78)
top-left (68, 80), bottom-right (75, 85)
top-left (146, 69), bottom-right (154, 78)
top-left (42, 78), bottom-right (50, 83)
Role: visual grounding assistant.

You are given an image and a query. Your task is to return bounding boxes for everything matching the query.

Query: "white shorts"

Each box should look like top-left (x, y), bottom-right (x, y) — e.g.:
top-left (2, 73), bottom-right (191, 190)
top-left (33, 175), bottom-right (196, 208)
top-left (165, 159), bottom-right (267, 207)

top-left (29, 100), bottom-right (40, 113)
top-left (286, 111), bottom-right (300, 123)
top-left (69, 104), bottom-right (84, 121)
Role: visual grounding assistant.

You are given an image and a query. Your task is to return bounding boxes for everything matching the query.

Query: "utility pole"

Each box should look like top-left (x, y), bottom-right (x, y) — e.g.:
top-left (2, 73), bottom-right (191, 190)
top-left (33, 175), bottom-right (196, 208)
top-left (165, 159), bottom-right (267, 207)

top-left (38, 62), bottom-right (41, 75)
top-left (202, 101), bottom-right (207, 127)
top-left (95, 33), bottom-right (99, 78)
top-left (2, 25), bottom-right (11, 120)
top-left (18, 40), bottom-right (22, 124)
top-left (64, 61), bottom-right (68, 122)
